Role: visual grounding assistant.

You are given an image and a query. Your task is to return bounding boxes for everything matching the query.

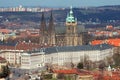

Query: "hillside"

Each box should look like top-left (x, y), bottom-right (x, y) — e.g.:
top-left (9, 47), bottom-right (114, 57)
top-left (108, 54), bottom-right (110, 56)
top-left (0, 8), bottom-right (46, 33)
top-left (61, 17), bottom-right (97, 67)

top-left (0, 5), bottom-right (120, 28)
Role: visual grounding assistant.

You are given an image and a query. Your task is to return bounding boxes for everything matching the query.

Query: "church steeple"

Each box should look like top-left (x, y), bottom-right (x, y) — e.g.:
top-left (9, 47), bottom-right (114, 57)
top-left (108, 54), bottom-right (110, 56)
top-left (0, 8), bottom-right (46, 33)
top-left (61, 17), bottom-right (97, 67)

top-left (48, 11), bottom-right (56, 45)
top-left (39, 12), bottom-right (48, 44)
top-left (40, 12), bottom-right (47, 35)
top-left (48, 11), bottom-right (54, 33)
top-left (65, 6), bottom-right (78, 46)
top-left (66, 6), bottom-right (77, 24)
top-left (70, 6), bottom-right (73, 17)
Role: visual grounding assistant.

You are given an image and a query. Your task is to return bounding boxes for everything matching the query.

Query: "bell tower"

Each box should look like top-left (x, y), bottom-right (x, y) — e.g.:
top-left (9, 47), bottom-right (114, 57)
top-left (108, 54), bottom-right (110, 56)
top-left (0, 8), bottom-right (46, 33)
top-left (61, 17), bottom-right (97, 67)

top-left (66, 6), bottom-right (78, 46)
top-left (39, 12), bottom-right (48, 44)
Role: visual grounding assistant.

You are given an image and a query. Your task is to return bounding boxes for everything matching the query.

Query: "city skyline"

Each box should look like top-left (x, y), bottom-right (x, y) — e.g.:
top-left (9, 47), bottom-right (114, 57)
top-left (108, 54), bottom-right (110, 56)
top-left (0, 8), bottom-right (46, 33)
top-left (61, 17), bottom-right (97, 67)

top-left (0, 0), bottom-right (120, 8)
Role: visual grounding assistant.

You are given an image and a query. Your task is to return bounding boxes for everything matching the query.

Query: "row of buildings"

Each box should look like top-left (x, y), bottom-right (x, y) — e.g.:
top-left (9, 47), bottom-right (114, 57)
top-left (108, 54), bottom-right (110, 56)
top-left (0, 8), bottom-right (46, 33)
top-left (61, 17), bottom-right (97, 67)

top-left (0, 28), bottom-right (39, 41)
top-left (88, 25), bottom-right (120, 37)
top-left (0, 41), bottom-right (113, 69)
top-left (0, 5), bottom-right (52, 12)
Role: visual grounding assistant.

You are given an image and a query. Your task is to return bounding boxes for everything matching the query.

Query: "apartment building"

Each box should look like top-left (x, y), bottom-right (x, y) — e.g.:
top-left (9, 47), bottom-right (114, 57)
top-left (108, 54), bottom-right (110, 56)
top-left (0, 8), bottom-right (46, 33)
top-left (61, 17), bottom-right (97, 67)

top-left (0, 41), bottom-right (41, 67)
top-left (0, 50), bottom-right (23, 66)
top-left (20, 51), bottom-right (45, 69)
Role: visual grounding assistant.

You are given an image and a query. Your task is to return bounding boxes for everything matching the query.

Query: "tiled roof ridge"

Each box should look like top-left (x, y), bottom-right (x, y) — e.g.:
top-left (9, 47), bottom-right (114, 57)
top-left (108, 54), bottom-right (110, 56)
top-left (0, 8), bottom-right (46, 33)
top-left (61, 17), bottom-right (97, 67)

top-left (0, 41), bottom-right (41, 51)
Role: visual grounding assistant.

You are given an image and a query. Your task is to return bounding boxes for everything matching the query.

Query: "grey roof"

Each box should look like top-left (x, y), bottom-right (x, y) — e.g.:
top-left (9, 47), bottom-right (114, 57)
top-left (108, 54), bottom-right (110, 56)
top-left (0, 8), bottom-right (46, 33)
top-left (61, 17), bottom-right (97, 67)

top-left (0, 41), bottom-right (17, 46)
top-left (44, 44), bottom-right (113, 54)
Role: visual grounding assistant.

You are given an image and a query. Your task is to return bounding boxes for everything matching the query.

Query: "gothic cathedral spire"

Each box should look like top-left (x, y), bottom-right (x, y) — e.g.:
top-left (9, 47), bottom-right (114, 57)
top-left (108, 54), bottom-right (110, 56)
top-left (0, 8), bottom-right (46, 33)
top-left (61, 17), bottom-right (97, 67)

top-left (48, 11), bottom-right (56, 46)
top-left (39, 12), bottom-right (48, 44)
top-left (48, 11), bottom-right (54, 33)
top-left (40, 12), bottom-right (47, 35)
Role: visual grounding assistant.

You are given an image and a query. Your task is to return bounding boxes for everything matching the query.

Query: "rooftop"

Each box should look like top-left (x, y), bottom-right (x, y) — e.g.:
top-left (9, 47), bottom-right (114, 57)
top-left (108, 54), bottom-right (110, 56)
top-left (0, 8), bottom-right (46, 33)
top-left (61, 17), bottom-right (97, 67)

top-left (0, 41), bottom-right (41, 51)
top-left (44, 44), bottom-right (113, 54)
top-left (91, 38), bottom-right (120, 47)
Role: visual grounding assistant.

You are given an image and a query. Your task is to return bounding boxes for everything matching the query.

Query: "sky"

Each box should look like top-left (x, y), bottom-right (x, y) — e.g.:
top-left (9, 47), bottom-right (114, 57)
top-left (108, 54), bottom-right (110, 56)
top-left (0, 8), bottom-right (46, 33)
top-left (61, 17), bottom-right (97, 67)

top-left (0, 0), bottom-right (120, 8)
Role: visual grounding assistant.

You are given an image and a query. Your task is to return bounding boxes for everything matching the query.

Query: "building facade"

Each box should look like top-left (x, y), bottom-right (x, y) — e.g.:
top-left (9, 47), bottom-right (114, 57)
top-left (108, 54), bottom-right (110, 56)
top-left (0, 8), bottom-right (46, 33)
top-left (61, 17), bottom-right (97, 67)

top-left (0, 50), bottom-right (23, 66)
top-left (0, 43), bottom-right (113, 69)
top-left (0, 57), bottom-right (8, 71)
top-left (20, 44), bottom-right (113, 69)
top-left (44, 44), bottom-right (113, 67)
top-left (21, 51), bottom-right (45, 69)
top-left (39, 7), bottom-right (89, 46)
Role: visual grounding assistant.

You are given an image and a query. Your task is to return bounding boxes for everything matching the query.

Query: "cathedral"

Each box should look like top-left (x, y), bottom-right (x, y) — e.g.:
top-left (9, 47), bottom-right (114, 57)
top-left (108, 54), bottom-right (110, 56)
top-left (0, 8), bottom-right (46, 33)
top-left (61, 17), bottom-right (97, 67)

top-left (39, 7), bottom-right (89, 46)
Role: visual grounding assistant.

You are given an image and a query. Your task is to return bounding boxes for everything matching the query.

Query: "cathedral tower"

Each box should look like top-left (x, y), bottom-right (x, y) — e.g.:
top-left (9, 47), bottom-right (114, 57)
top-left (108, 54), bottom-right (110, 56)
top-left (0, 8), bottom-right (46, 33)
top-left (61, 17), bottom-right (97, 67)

top-left (48, 11), bottom-right (56, 45)
top-left (39, 12), bottom-right (48, 44)
top-left (65, 6), bottom-right (78, 46)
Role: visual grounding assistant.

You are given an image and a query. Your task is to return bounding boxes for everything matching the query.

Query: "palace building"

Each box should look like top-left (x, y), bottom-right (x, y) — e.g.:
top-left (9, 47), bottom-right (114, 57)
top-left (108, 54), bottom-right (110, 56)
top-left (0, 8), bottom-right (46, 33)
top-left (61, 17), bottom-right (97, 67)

top-left (39, 7), bottom-right (90, 46)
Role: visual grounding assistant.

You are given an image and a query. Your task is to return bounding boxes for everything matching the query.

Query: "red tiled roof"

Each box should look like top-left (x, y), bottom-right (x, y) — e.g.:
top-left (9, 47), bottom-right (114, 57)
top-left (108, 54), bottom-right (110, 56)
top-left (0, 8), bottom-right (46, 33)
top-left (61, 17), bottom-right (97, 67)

top-left (53, 69), bottom-right (91, 75)
top-left (91, 70), bottom-right (120, 80)
top-left (15, 42), bottom-right (41, 50)
top-left (53, 69), bottom-right (77, 74)
top-left (0, 42), bottom-right (41, 51)
top-left (0, 29), bottom-right (11, 34)
top-left (18, 30), bottom-right (39, 38)
top-left (91, 40), bottom-right (103, 45)
top-left (91, 38), bottom-right (120, 47)
top-left (107, 39), bottom-right (120, 46)
top-left (106, 25), bottom-right (113, 29)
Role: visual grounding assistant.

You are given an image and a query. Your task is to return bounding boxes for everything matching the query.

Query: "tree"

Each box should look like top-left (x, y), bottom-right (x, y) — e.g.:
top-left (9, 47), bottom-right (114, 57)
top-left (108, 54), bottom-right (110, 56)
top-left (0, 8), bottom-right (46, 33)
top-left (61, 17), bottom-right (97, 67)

top-left (57, 73), bottom-right (65, 79)
top-left (98, 61), bottom-right (105, 80)
top-left (99, 61), bottom-right (106, 71)
top-left (113, 53), bottom-right (120, 66)
top-left (83, 54), bottom-right (90, 70)
top-left (0, 65), bottom-right (10, 79)
top-left (70, 62), bottom-right (74, 69)
top-left (77, 62), bottom-right (84, 69)
top-left (65, 75), bottom-right (72, 80)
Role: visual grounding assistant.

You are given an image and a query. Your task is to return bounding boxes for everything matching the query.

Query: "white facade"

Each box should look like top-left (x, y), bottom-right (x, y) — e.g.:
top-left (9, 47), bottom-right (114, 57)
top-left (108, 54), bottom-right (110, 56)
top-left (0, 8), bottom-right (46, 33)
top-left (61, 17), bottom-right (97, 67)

top-left (45, 48), bottom-right (113, 66)
top-left (20, 52), bottom-right (45, 69)
top-left (0, 50), bottom-right (23, 65)
top-left (0, 44), bottom-right (113, 69)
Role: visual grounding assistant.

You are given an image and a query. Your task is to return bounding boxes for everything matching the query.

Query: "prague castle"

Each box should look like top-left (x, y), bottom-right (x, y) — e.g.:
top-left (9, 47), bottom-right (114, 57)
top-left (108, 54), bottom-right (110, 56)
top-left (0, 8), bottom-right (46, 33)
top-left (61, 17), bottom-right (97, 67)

top-left (39, 7), bottom-right (89, 46)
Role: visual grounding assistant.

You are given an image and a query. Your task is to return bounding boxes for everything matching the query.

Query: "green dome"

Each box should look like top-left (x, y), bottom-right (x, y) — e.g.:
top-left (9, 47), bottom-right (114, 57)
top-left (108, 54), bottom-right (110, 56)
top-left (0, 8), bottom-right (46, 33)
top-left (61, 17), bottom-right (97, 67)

top-left (66, 6), bottom-right (77, 23)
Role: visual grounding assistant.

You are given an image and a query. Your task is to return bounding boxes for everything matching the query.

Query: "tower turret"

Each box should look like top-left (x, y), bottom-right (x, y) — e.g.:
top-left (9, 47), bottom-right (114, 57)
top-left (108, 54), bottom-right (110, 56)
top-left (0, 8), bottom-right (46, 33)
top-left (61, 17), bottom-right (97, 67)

top-left (66, 6), bottom-right (78, 46)
top-left (66, 6), bottom-right (77, 26)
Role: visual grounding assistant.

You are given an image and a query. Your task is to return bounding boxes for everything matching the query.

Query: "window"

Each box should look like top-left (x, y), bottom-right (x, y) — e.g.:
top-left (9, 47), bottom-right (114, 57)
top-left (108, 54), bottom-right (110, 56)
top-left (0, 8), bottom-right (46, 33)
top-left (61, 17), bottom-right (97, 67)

top-left (68, 27), bottom-right (70, 30)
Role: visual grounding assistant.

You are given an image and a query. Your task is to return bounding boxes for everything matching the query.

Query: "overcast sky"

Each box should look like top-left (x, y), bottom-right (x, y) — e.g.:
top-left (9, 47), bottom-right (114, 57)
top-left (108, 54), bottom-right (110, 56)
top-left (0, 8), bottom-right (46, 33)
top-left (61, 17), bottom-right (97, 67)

top-left (0, 0), bottom-right (120, 7)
